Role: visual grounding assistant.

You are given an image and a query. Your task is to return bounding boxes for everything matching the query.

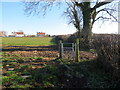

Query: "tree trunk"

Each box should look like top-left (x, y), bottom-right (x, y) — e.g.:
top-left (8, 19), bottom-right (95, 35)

top-left (82, 11), bottom-right (92, 39)
top-left (76, 38), bottom-right (80, 62)
top-left (81, 3), bottom-right (93, 50)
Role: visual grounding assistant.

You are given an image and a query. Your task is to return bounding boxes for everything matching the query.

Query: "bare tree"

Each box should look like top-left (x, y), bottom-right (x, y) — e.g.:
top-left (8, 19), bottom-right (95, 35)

top-left (64, 1), bottom-right (83, 38)
top-left (75, 0), bottom-right (117, 37)
top-left (24, 0), bottom-right (118, 49)
top-left (63, 0), bottom-right (118, 49)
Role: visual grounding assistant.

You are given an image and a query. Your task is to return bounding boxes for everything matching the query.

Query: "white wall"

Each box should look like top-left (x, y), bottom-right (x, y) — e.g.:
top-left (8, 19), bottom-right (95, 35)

top-left (16, 34), bottom-right (24, 37)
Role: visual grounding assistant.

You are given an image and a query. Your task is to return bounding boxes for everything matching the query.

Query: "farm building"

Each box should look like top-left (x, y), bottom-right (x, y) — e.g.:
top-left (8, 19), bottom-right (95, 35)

top-left (0, 31), bottom-right (6, 37)
top-left (37, 32), bottom-right (45, 37)
top-left (12, 32), bottom-right (25, 37)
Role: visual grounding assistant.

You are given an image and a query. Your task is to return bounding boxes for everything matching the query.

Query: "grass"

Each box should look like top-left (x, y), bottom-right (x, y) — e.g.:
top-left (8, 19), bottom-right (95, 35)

top-left (2, 37), bottom-right (56, 46)
top-left (1, 41), bottom-right (119, 88)
top-left (2, 52), bottom-right (118, 88)
top-left (2, 52), bottom-right (59, 88)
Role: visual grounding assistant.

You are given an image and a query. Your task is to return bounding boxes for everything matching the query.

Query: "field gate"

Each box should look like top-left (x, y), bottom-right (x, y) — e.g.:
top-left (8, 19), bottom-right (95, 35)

top-left (60, 43), bottom-right (76, 60)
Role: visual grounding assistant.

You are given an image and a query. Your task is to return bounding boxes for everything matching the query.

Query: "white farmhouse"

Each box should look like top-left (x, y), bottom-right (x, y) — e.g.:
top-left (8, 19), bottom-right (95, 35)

top-left (12, 32), bottom-right (25, 37)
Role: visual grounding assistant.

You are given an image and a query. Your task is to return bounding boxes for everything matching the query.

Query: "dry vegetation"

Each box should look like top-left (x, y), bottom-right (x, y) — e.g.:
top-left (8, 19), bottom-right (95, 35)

top-left (92, 34), bottom-right (120, 84)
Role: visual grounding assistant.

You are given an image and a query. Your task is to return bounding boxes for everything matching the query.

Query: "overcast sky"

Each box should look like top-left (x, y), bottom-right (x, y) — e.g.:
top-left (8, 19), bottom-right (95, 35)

top-left (0, 1), bottom-right (119, 36)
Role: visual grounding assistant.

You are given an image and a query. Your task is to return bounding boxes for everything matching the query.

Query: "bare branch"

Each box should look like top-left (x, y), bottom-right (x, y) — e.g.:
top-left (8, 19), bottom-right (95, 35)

top-left (96, 8), bottom-right (117, 21)
top-left (75, 2), bottom-right (84, 8)
top-left (64, 1), bottom-right (82, 31)
top-left (94, 16), bottom-right (111, 22)
top-left (92, 6), bottom-right (117, 25)
top-left (92, 0), bottom-right (114, 10)
top-left (24, 1), bottom-right (54, 16)
top-left (105, 9), bottom-right (117, 21)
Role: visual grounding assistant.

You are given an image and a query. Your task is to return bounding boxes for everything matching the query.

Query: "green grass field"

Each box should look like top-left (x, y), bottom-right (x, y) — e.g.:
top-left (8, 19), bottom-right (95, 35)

top-left (2, 37), bottom-right (56, 46)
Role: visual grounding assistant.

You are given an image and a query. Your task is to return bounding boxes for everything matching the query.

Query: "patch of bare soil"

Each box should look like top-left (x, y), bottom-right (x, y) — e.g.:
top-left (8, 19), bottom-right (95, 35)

top-left (2, 46), bottom-right (97, 69)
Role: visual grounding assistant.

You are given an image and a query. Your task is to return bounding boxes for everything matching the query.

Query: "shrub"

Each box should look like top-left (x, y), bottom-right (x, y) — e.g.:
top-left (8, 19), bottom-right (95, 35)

top-left (55, 35), bottom-right (72, 43)
top-left (92, 34), bottom-right (120, 82)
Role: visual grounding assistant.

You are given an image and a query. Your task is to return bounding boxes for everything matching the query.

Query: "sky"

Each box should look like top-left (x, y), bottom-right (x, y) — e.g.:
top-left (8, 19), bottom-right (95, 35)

top-left (0, 1), bottom-right (119, 36)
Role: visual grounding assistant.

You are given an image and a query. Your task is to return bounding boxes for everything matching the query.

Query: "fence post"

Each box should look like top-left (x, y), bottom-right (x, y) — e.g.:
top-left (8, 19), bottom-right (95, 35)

top-left (59, 40), bottom-right (62, 59)
top-left (74, 43), bottom-right (76, 60)
top-left (72, 43), bottom-right (74, 60)
top-left (76, 38), bottom-right (80, 62)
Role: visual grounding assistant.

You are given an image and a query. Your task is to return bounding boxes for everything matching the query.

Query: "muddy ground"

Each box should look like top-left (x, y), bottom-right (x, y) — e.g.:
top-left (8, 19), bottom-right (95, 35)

top-left (2, 45), bottom-right (97, 60)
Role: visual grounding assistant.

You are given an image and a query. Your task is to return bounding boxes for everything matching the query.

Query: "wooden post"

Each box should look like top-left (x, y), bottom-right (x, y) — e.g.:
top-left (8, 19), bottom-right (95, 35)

top-left (61, 43), bottom-right (63, 59)
top-left (74, 43), bottom-right (76, 60)
top-left (76, 38), bottom-right (80, 62)
top-left (72, 43), bottom-right (74, 60)
top-left (59, 40), bottom-right (62, 59)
